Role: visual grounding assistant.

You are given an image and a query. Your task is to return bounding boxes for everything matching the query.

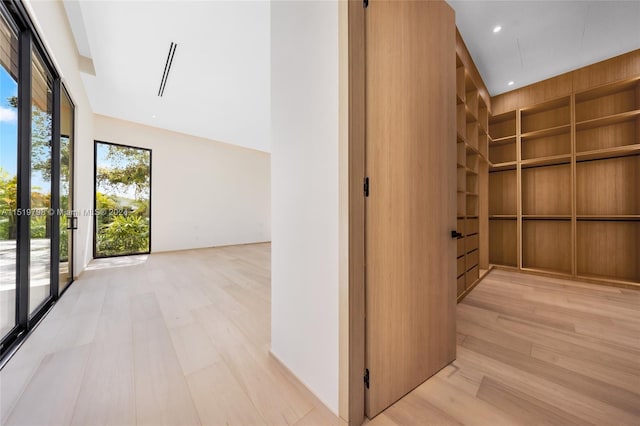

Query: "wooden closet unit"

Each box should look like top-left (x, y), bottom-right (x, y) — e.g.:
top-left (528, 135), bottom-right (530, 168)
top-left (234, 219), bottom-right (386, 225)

top-left (454, 31), bottom-right (491, 301)
top-left (488, 50), bottom-right (640, 287)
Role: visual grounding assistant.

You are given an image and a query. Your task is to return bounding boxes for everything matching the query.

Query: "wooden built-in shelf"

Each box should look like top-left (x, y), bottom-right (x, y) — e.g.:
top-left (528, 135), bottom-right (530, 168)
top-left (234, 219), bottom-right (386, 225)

top-left (520, 124), bottom-right (571, 140)
top-left (490, 135), bottom-right (517, 145)
top-left (490, 161), bottom-right (517, 171)
top-left (576, 144), bottom-right (640, 162)
top-left (575, 109), bottom-right (640, 131)
top-left (487, 67), bottom-right (640, 286)
top-left (577, 215), bottom-right (640, 221)
top-left (521, 154), bottom-right (572, 169)
top-left (522, 215), bottom-right (572, 220)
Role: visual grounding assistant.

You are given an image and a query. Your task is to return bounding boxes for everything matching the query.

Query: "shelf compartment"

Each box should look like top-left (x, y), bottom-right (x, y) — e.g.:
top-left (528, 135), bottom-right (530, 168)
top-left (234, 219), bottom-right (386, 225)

top-left (457, 275), bottom-right (465, 295)
top-left (521, 126), bottom-right (571, 160)
top-left (466, 218), bottom-right (479, 235)
top-left (466, 89), bottom-right (479, 121)
top-left (490, 139), bottom-right (516, 164)
top-left (466, 194), bottom-right (478, 217)
top-left (457, 142), bottom-right (466, 168)
top-left (576, 114), bottom-right (639, 152)
top-left (489, 218), bottom-right (517, 267)
top-left (466, 173), bottom-right (478, 194)
top-left (457, 192), bottom-right (466, 218)
top-left (466, 266), bottom-right (479, 288)
top-left (577, 220), bottom-right (640, 283)
top-left (576, 144), bottom-right (640, 162)
top-left (466, 234), bottom-right (479, 253)
top-left (489, 110), bottom-right (516, 140)
top-left (575, 78), bottom-right (640, 122)
top-left (522, 219), bottom-right (572, 274)
top-left (478, 98), bottom-right (489, 134)
top-left (457, 167), bottom-right (466, 192)
top-left (489, 169), bottom-right (517, 215)
top-left (466, 121), bottom-right (479, 150)
top-left (466, 153), bottom-right (479, 174)
top-left (521, 96), bottom-right (571, 134)
top-left (456, 103), bottom-right (466, 139)
top-left (522, 164), bottom-right (571, 216)
top-left (478, 134), bottom-right (488, 159)
top-left (457, 237), bottom-right (465, 257)
top-left (466, 249), bottom-right (479, 271)
top-left (457, 256), bottom-right (466, 277)
top-left (456, 66), bottom-right (465, 104)
top-left (576, 155), bottom-right (640, 216)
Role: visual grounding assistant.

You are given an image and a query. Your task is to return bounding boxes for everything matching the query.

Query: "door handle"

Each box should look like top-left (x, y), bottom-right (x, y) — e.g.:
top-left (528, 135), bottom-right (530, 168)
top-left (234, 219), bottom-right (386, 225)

top-left (451, 230), bottom-right (462, 239)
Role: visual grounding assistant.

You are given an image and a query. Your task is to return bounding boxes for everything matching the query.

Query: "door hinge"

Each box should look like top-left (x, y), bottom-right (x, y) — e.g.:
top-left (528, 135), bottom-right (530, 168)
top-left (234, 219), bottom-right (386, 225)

top-left (364, 177), bottom-right (370, 197)
top-left (363, 0), bottom-right (368, 8)
top-left (364, 368), bottom-right (370, 389)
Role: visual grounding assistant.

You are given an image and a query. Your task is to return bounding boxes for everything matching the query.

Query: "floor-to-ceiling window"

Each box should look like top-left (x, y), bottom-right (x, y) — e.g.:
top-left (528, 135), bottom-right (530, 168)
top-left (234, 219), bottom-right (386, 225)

top-left (29, 50), bottom-right (52, 314)
top-left (0, 10), bottom-right (19, 340)
top-left (94, 141), bottom-right (151, 258)
top-left (0, 1), bottom-right (75, 360)
top-left (59, 87), bottom-right (74, 293)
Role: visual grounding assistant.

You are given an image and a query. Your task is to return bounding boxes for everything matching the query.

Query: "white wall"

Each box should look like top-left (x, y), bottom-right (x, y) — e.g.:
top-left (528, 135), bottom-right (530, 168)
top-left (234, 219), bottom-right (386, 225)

top-left (270, 0), bottom-right (341, 414)
top-left (94, 115), bottom-right (270, 252)
top-left (25, 0), bottom-right (95, 274)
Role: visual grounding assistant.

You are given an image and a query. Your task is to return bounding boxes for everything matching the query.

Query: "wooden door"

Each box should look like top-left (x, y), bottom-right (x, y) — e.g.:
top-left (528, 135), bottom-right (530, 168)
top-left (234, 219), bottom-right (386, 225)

top-left (364, 0), bottom-right (456, 417)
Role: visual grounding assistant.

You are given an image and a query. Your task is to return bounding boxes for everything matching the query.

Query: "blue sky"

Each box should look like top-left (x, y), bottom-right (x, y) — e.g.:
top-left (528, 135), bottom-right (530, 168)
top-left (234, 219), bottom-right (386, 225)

top-left (0, 67), bottom-right (18, 178)
top-left (1, 66), bottom-right (50, 193)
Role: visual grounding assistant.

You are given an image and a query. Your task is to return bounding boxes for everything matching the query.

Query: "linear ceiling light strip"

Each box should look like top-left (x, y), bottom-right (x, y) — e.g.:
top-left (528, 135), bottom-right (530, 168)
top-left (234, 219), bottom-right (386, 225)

top-left (158, 42), bottom-right (177, 97)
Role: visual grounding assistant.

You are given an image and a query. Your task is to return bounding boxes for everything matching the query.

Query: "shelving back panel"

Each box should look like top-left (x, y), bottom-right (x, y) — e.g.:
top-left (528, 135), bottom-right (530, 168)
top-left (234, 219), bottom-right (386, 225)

top-left (489, 219), bottom-right (517, 267)
top-left (576, 117), bottom-right (639, 152)
top-left (489, 170), bottom-right (517, 215)
top-left (575, 79), bottom-right (640, 122)
top-left (490, 141), bottom-right (517, 164)
top-left (521, 97), bottom-right (571, 134)
top-left (522, 164), bottom-right (572, 216)
top-left (489, 111), bottom-right (517, 139)
top-left (521, 131), bottom-right (571, 159)
top-left (522, 219), bottom-right (572, 273)
top-left (577, 221), bottom-right (640, 282)
top-left (576, 155), bottom-right (640, 215)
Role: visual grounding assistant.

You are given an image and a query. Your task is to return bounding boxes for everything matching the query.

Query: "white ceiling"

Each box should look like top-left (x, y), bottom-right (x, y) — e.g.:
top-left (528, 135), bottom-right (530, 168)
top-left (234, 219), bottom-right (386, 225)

top-left (64, 1), bottom-right (640, 151)
top-left (64, 1), bottom-right (270, 152)
top-left (448, 0), bottom-right (640, 96)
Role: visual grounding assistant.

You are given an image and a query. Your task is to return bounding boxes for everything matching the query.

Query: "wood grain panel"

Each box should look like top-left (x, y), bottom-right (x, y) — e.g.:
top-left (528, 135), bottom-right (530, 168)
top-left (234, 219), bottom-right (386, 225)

top-left (489, 219), bottom-right (517, 267)
top-left (521, 132), bottom-right (571, 159)
top-left (522, 164), bottom-right (572, 215)
top-left (576, 118), bottom-right (638, 152)
top-left (572, 50), bottom-right (640, 93)
top-left (489, 141), bottom-right (517, 164)
top-left (365, 0), bottom-right (456, 416)
top-left (576, 155), bottom-right (640, 215)
top-left (522, 220), bottom-right (572, 273)
top-left (348, 0), bottom-right (366, 422)
top-left (489, 170), bottom-right (517, 215)
top-left (577, 221), bottom-right (640, 282)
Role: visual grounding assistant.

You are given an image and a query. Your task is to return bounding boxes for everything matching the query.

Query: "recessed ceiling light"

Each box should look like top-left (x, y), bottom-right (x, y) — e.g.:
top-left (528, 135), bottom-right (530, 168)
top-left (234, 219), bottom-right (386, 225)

top-left (508, 81), bottom-right (515, 86)
top-left (493, 26), bottom-right (502, 33)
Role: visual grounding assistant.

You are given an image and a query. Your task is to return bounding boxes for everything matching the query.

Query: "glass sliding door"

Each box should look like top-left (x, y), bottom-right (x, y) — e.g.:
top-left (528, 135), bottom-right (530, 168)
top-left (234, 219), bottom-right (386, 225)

top-left (94, 141), bottom-right (151, 258)
top-left (29, 51), bottom-right (53, 315)
top-left (59, 87), bottom-right (73, 293)
top-left (0, 1), bottom-right (76, 359)
top-left (0, 11), bottom-right (19, 340)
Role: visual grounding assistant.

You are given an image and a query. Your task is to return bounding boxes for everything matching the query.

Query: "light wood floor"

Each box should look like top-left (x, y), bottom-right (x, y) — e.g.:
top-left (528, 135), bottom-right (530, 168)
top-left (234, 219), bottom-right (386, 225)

top-left (370, 269), bottom-right (640, 426)
top-left (0, 243), bottom-right (337, 426)
top-left (1, 245), bottom-right (639, 425)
